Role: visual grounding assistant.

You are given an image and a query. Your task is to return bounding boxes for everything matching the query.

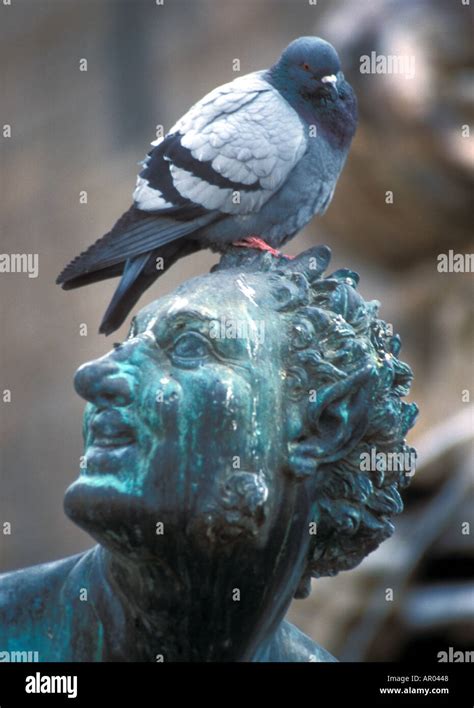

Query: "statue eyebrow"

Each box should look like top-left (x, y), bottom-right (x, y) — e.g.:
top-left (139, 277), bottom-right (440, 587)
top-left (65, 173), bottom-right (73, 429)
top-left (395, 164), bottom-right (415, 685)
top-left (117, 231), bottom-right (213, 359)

top-left (161, 308), bottom-right (216, 335)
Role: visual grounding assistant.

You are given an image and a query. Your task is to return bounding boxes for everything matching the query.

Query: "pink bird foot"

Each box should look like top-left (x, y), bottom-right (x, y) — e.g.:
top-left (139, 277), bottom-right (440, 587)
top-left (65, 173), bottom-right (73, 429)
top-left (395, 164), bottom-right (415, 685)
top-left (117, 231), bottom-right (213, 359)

top-left (232, 236), bottom-right (294, 260)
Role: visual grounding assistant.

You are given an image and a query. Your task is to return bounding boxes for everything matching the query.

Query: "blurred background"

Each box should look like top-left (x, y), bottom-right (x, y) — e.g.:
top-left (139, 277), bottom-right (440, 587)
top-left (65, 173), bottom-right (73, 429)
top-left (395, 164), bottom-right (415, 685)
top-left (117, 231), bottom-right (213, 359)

top-left (0, 0), bottom-right (472, 661)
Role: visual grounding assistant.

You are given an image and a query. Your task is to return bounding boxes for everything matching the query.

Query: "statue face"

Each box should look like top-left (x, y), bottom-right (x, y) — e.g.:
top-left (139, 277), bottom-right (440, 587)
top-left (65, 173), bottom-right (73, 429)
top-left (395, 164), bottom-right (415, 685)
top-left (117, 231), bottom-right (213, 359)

top-left (65, 272), bottom-right (310, 559)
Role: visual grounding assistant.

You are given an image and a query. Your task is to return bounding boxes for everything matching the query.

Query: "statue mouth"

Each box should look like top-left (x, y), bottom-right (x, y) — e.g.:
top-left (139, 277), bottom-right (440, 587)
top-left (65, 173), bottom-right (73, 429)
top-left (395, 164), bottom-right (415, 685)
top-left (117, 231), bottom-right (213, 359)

top-left (88, 410), bottom-right (136, 449)
top-left (90, 436), bottom-right (135, 448)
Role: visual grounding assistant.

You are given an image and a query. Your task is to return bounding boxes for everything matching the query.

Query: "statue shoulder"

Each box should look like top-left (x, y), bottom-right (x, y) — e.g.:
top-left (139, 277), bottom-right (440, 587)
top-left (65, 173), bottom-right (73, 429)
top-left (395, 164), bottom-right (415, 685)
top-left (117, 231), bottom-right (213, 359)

top-left (265, 620), bottom-right (338, 662)
top-left (0, 551), bottom-right (91, 654)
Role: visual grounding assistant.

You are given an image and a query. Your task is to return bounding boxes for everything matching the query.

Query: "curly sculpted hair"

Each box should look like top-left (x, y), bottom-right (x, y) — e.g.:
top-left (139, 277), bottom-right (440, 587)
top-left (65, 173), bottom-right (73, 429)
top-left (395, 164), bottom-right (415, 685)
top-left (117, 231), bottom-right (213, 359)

top-left (216, 245), bottom-right (418, 599)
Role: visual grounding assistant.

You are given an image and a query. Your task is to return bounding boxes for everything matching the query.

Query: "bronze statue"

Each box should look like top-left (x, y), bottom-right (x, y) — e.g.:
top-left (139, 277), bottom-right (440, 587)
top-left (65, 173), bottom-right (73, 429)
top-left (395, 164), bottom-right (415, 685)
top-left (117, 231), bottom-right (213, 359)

top-left (0, 246), bottom-right (417, 661)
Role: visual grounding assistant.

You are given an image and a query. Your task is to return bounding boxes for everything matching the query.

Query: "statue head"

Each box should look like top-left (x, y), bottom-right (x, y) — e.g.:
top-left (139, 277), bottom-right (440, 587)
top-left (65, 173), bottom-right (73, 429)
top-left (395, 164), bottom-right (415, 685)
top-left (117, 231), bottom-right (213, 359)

top-left (64, 246), bottom-right (417, 656)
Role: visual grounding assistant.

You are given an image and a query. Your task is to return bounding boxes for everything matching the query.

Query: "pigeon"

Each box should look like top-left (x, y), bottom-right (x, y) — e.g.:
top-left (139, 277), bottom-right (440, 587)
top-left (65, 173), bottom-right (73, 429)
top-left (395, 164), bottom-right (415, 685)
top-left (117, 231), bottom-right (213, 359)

top-left (57, 36), bottom-right (357, 335)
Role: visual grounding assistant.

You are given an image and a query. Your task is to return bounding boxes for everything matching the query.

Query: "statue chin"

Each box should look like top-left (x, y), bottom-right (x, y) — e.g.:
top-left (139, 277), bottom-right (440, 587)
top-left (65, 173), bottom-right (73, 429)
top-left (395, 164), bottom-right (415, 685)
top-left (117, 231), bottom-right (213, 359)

top-left (63, 476), bottom-right (160, 558)
top-left (64, 459), bottom-right (274, 561)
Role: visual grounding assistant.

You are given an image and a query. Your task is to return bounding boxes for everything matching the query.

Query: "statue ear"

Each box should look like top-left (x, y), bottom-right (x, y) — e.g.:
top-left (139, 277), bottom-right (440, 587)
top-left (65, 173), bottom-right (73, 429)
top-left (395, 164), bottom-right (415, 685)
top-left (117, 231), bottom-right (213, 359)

top-left (287, 365), bottom-right (376, 479)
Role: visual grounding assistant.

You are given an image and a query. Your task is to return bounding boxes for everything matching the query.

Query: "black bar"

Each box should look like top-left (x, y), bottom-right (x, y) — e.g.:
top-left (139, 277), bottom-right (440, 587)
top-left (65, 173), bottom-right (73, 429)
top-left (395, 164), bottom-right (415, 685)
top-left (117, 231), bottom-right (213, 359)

top-left (0, 662), bottom-right (470, 706)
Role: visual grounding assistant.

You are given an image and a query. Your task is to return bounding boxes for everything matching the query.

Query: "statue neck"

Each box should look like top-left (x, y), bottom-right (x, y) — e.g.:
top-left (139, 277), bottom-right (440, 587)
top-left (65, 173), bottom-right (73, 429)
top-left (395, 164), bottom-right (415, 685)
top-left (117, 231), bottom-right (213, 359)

top-left (90, 545), bottom-right (283, 662)
top-left (73, 478), bottom-right (314, 661)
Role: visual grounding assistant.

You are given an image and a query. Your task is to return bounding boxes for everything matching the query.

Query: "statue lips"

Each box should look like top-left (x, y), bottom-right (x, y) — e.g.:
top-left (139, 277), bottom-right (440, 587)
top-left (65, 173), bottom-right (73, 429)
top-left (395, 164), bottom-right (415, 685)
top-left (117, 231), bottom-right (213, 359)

top-left (85, 409), bottom-right (137, 475)
top-left (89, 410), bottom-right (135, 447)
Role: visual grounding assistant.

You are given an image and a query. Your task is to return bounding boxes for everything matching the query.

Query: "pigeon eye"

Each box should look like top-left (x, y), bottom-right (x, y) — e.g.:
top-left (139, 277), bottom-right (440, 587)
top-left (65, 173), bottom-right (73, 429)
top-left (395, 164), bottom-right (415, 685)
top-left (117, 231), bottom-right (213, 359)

top-left (302, 63), bottom-right (311, 71)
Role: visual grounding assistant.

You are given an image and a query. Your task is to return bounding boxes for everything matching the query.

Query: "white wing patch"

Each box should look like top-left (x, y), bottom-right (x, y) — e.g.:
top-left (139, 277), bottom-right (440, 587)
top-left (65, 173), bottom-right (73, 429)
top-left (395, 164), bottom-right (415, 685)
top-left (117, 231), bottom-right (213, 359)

top-left (133, 176), bottom-right (174, 210)
top-left (133, 136), bottom-right (173, 211)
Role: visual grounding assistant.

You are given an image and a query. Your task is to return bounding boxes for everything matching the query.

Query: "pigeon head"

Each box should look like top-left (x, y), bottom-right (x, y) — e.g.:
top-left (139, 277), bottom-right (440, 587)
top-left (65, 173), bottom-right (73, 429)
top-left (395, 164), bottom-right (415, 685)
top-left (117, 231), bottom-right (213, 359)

top-left (270, 37), bottom-right (342, 98)
top-left (268, 36), bottom-right (357, 145)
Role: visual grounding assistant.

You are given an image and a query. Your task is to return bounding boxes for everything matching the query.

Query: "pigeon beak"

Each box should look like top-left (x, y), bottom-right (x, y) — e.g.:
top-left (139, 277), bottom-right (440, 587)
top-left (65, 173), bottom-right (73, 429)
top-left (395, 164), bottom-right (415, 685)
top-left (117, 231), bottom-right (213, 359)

top-left (321, 74), bottom-right (338, 97)
top-left (321, 74), bottom-right (337, 86)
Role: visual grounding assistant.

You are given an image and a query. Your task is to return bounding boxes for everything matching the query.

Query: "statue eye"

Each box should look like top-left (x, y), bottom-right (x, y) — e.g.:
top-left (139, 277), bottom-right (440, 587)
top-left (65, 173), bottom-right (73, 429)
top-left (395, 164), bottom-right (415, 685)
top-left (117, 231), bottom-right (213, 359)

top-left (170, 332), bottom-right (211, 363)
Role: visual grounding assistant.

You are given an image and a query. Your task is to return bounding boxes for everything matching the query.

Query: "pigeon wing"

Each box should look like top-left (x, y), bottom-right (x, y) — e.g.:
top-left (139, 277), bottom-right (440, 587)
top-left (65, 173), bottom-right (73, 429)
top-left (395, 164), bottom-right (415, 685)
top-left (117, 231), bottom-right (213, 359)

top-left (58, 73), bottom-right (307, 283)
top-left (134, 72), bottom-right (308, 217)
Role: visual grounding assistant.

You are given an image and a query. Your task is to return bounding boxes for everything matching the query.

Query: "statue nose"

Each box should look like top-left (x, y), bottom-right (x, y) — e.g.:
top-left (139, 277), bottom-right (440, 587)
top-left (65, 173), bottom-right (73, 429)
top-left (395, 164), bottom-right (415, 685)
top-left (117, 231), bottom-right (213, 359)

top-left (74, 356), bottom-right (132, 407)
